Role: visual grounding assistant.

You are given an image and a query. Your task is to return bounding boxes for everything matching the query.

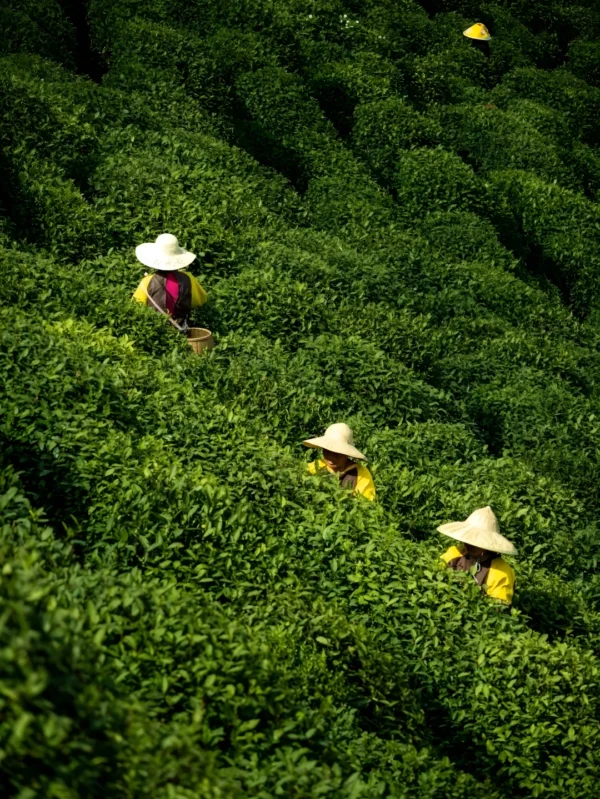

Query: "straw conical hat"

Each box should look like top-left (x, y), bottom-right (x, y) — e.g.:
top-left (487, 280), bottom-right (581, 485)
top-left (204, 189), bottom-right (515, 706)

top-left (463, 23), bottom-right (491, 41)
top-left (303, 423), bottom-right (367, 461)
top-left (136, 233), bottom-right (196, 271)
top-left (437, 506), bottom-right (517, 555)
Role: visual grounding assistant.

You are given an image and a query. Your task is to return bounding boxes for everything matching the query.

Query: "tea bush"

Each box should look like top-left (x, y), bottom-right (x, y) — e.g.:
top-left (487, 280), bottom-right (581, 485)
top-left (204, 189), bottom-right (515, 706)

top-left (438, 103), bottom-right (579, 188)
top-left (4, 0), bottom-right (600, 795)
top-left (489, 168), bottom-right (600, 314)
top-left (492, 66), bottom-right (600, 145)
top-left (568, 39), bottom-right (600, 87)
top-left (0, 0), bottom-right (77, 66)
top-left (352, 98), bottom-right (441, 183)
top-left (392, 148), bottom-right (486, 217)
top-left (308, 53), bottom-right (407, 137)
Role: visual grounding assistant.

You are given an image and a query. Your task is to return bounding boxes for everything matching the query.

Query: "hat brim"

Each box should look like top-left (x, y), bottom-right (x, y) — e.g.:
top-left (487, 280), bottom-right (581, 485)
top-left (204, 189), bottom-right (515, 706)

top-left (136, 243), bottom-right (196, 271)
top-left (303, 435), bottom-right (367, 461)
top-left (463, 31), bottom-right (491, 40)
top-left (437, 521), bottom-right (517, 555)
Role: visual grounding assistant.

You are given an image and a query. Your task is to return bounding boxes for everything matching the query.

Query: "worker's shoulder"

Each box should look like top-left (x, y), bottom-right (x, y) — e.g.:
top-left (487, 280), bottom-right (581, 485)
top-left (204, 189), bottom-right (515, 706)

top-left (491, 556), bottom-right (515, 581)
top-left (355, 462), bottom-right (375, 499)
top-left (357, 462), bottom-right (373, 478)
top-left (356, 462), bottom-right (374, 487)
top-left (180, 269), bottom-right (200, 281)
top-left (132, 272), bottom-right (153, 302)
top-left (441, 544), bottom-right (464, 563)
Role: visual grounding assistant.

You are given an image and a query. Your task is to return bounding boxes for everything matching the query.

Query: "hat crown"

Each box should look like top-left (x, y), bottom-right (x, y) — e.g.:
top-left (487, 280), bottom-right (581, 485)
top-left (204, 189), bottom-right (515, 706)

top-left (437, 505), bottom-right (516, 555)
top-left (324, 423), bottom-right (354, 446)
top-left (464, 22), bottom-right (491, 39)
top-left (155, 233), bottom-right (181, 255)
top-left (135, 233), bottom-right (195, 271)
top-left (467, 505), bottom-right (499, 533)
top-left (302, 423), bottom-right (366, 461)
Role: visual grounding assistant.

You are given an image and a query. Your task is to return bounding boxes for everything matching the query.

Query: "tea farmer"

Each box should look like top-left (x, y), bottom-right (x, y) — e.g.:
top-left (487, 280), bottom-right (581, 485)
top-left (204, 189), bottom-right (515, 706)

top-left (439, 506), bottom-right (516, 604)
top-left (132, 233), bottom-right (207, 330)
top-left (463, 22), bottom-right (491, 58)
top-left (303, 423), bottom-right (376, 501)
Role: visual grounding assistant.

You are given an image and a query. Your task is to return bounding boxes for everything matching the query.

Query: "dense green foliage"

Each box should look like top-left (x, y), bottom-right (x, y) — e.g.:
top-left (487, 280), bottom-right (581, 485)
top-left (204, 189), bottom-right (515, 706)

top-left (2, 0), bottom-right (600, 796)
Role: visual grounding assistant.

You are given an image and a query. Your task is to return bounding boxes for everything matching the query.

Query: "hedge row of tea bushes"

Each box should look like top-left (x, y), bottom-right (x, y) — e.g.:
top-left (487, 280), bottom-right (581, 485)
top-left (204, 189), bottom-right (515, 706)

top-left (2, 0), bottom-right (600, 796)
top-left (3, 306), bottom-right (600, 797)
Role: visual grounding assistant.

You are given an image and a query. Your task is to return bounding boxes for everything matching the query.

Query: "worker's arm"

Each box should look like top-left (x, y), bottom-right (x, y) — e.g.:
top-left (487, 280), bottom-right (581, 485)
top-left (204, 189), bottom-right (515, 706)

top-left (440, 545), bottom-right (464, 564)
top-left (356, 465), bottom-right (376, 501)
top-left (188, 273), bottom-right (207, 307)
top-left (485, 562), bottom-right (514, 604)
top-left (307, 460), bottom-right (325, 475)
top-left (132, 273), bottom-right (153, 304)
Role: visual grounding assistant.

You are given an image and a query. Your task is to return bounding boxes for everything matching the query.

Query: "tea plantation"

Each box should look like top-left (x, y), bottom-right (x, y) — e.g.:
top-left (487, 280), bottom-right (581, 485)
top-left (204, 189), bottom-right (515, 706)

top-left (3, 0), bottom-right (600, 796)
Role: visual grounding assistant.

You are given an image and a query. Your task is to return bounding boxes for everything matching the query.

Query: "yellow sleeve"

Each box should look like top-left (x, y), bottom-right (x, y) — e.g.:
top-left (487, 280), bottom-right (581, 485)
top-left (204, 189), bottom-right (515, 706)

top-left (186, 273), bottom-right (207, 307)
top-left (486, 560), bottom-right (515, 604)
top-left (356, 465), bottom-right (376, 501)
top-left (132, 273), bottom-right (153, 304)
top-left (307, 459), bottom-right (325, 475)
top-left (440, 545), bottom-right (464, 564)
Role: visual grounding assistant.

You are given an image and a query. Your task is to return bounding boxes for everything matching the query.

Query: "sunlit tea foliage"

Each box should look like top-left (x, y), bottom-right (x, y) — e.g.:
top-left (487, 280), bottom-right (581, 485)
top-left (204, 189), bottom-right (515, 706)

top-left (2, 0), bottom-right (600, 796)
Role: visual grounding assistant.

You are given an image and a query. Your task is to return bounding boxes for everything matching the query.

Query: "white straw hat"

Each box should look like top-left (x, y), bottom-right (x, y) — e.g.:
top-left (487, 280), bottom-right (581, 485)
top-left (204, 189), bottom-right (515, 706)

top-left (437, 506), bottom-right (517, 555)
top-left (135, 233), bottom-right (196, 271)
top-left (303, 423), bottom-right (367, 461)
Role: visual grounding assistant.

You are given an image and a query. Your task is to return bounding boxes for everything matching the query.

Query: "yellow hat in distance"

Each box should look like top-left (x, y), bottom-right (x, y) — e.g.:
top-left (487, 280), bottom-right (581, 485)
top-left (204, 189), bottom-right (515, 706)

top-left (463, 23), bottom-right (491, 41)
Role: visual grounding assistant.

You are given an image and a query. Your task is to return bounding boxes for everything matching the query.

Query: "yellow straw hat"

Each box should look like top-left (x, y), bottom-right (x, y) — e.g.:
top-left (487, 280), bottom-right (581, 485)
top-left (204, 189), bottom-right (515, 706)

top-left (437, 506), bottom-right (517, 555)
top-left (303, 423), bottom-right (367, 461)
top-left (463, 23), bottom-right (492, 41)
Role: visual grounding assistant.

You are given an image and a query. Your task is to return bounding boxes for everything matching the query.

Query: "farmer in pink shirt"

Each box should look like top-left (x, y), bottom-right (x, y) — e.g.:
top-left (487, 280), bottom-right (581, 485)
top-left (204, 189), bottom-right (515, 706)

top-left (133, 233), bottom-right (206, 330)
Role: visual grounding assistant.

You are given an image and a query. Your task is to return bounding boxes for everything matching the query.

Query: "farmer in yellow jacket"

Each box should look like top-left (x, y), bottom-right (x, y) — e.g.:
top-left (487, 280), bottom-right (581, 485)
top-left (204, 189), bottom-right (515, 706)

top-left (439, 506), bottom-right (516, 604)
top-left (132, 233), bottom-right (207, 329)
top-left (303, 423), bottom-right (375, 501)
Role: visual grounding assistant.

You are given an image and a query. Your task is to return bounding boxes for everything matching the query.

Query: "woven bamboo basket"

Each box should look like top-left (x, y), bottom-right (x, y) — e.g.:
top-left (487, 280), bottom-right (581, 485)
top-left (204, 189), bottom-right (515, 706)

top-left (187, 327), bottom-right (215, 355)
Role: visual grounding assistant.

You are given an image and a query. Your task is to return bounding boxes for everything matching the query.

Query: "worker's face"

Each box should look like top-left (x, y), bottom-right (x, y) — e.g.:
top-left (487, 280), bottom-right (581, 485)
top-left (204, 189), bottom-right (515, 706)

top-left (323, 449), bottom-right (350, 473)
top-left (464, 543), bottom-right (489, 560)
